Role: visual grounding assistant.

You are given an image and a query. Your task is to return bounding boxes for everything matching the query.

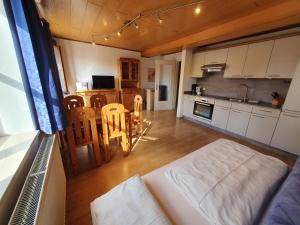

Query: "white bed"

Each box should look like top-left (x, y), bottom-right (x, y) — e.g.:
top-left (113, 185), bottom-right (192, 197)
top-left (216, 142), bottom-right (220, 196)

top-left (143, 139), bottom-right (287, 225)
top-left (91, 139), bottom-right (288, 225)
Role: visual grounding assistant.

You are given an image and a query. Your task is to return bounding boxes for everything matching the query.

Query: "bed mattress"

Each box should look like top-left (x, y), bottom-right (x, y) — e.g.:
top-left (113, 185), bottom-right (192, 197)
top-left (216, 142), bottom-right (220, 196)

top-left (142, 139), bottom-right (287, 225)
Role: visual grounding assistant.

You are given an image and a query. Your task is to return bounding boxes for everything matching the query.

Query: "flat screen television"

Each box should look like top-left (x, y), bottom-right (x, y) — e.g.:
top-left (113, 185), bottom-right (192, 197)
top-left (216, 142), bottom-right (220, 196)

top-left (92, 75), bottom-right (115, 89)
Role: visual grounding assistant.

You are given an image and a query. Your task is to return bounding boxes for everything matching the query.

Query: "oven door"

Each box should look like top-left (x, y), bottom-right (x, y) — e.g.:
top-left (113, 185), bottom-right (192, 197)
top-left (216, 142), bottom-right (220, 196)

top-left (193, 101), bottom-right (214, 120)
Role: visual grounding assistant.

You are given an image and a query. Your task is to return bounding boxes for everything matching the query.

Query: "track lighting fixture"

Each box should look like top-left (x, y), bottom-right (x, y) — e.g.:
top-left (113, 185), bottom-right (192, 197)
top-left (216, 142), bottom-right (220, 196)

top-left (91, 1), bottom-right (204, 42)
top-left (157, 13), bottom-right (163, 24)
top-left (134, 22), bottom-right (139, 29)
top-left (195, 5), bottom-right (201, 15)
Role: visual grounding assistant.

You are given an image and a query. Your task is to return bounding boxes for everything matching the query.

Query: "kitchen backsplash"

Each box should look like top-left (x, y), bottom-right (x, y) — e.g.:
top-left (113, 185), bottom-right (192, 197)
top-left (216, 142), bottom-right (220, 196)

top-left (196, 72), bottom-right (291, 103)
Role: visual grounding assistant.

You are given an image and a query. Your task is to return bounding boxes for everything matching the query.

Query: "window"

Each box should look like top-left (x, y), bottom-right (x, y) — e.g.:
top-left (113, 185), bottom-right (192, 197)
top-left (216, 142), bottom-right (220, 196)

top-left (0, 0), bottom-right (37, 202)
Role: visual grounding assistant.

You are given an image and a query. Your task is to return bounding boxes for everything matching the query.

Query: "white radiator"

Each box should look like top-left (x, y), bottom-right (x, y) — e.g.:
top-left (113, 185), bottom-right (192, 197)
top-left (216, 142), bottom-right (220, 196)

top-left (8, 134), bottom-right (66, 225)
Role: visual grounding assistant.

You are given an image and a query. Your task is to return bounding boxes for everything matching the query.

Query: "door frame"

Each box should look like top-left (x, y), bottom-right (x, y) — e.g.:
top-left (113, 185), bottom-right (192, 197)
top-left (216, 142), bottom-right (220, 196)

top-left (154, 59), bottom-right (178, 111)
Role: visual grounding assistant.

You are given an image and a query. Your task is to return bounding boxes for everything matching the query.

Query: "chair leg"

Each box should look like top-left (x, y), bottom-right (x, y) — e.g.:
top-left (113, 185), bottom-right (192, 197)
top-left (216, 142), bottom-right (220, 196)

top-left (103, 134), bottom-right (111, 162)
top-left (66, 129), bottom-right (79, 175)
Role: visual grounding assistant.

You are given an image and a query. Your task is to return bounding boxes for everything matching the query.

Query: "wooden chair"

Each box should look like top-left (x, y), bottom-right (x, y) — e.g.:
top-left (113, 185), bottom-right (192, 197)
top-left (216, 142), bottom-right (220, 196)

top-left (101, 103), bottom-right (130, 161)
top-left (90, 94), bottom-right (107, 108)
top-left (132, 95), bottom-right (143, 137)
top-left (90, 94), bottom-right (107, 120)
top-left (65, 107), bottom-right (102, 174)
top-left (63, 95), bottom-right (85, 111)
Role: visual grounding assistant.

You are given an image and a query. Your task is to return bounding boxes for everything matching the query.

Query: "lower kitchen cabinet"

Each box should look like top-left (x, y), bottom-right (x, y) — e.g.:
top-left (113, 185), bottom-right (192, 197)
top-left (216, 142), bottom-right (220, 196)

top-left (212, 106), bottom-right (230, 129)
top-left (226, 109), bottom-right (251, 136)
top-left (246, 114), bottom-right (278, 145)
top-left (183, 95), bottom-right (194, 118)
top-left (271, 112), bottom-right (300, 155)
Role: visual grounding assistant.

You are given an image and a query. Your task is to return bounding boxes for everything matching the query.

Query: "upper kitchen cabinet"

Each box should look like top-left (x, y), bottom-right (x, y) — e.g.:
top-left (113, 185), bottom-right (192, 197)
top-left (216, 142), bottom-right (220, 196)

top-left (282, 59), bottom-right (300, 113)
top-left (242, 40), bottom-right (274, 78)
top-left (204, 48), bottom-right (228, 65)
top-left (191, 52), bottom-right (205, 78)
top-left (224, 45), bottom-right (248, 78)
top-left (266, 35), bottom-right (300, 79)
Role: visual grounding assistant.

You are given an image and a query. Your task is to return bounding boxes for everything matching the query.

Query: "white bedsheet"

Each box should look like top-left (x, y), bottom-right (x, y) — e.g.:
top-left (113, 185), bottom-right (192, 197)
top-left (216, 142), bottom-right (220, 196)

top-left (165, 139), bottom-right (288, 225)
top-left (90, 175), bottom-right (172, 225)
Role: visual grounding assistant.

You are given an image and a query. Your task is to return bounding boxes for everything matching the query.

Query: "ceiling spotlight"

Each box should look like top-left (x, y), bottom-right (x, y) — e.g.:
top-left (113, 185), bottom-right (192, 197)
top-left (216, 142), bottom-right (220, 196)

top-left (157, 13), bottom-right (163, 24)
top-left (117, 31), bottom-right (121, 37)
top-left (104, 36), bottom-right (109, 41)
top-left (134, 22), bottom-right (139, 29)
top-left (195, 6), bottom-right (201, 15)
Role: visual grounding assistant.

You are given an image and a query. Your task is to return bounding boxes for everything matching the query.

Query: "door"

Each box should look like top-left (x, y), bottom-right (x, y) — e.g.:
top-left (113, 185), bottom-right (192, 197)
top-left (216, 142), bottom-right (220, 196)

top-left (212, 106), bottom-right (230, 129)
top-left (182, 95), bottom-right (194, 118)
top-left (154, 60), bottom-right (177, 111)
top-left (271, 112), bottom-right (300, 155)
top-left (266, 35), bottom-right (300, 79)
top-left (204, 48), bottom-right (228, 64)
top-left (246, 114), bottom-right (278, 145)
top-left (191, 52), bottom-right (205, 78)
top-left (282, 59), bottom-right (300, 113)
top-left (224, 45), bottom-right (248, 78)
top-left (242, 40), bottom-right (274, 78)
top-left (226, 109), bottom-right (251, 136)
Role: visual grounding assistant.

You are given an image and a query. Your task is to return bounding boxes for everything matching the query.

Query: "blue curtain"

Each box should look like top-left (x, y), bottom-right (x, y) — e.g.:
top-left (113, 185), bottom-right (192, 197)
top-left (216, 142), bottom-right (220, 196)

top-left (4, 0), bottom-right (66, 134)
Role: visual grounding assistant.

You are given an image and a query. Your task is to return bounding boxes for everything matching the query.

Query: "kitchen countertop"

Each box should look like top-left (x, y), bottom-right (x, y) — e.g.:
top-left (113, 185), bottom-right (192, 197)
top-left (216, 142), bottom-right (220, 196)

top-left (183, 91), bottom-right (280, 109)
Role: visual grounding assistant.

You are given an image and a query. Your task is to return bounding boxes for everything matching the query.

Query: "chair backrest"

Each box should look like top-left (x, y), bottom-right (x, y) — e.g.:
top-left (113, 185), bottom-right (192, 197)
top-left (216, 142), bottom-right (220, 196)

top-left (90, 94), bottom-right (107, 108)
top-left (101, 103), bottom-right (127, 138)
top-left (66, 107), bottom-right (97, 146)
top-left (133, 95), bottom-right (143, 118)
top-left (63, 95), bottom-right (84, 111)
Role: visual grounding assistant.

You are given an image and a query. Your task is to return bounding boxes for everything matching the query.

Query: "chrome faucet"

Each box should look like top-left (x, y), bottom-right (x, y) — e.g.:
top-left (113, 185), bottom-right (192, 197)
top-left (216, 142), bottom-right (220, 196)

top-left (241, 84), bottom-right (249, 102)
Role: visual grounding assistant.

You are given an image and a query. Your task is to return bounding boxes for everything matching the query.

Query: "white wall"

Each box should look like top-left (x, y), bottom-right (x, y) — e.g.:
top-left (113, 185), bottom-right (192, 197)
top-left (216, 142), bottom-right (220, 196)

top-left (0, 2), bottom-right (35, 135)
top-left (56, 38), bottom-right (157, 93)
top-left (176, 48), bottom-right (194, 117)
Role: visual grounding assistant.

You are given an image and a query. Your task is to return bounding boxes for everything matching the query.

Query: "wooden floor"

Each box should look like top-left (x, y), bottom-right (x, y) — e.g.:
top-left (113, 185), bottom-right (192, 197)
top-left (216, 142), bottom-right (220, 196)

top-left (65, 110), bottom-right (295, 225)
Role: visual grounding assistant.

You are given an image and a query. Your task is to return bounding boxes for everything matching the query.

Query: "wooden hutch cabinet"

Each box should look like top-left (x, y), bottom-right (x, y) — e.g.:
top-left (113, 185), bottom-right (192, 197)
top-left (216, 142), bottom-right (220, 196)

top-left (118, 58), bottom-right (141, 111)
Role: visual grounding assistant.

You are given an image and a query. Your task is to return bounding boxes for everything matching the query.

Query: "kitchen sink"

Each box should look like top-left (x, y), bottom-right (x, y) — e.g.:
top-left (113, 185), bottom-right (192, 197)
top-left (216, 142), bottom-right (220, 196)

top-left (229, 98), bottom-right (243, 103)
top-left (228, 98), bottom-right (260, 104)
top-left (247, 99), bottom-right (260, 104)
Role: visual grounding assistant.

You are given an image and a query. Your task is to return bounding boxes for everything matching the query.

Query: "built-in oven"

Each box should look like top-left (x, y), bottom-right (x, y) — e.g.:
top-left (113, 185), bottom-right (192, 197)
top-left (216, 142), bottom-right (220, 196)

top-left (193, 97), bottom-right (214, 120)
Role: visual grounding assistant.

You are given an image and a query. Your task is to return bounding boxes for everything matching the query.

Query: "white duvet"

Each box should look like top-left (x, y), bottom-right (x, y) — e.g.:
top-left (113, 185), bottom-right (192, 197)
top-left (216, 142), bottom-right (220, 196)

top-left (90, 175), bottom-right (172, 225)
top-left (165, 139), bottom-right (288, 225)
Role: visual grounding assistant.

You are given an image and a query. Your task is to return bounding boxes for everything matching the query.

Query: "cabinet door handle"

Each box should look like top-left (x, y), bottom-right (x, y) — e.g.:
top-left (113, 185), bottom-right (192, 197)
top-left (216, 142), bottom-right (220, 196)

top-left (267, 74), bottom-right (281, 78)
top-left (217, 106), bottom-right (229, 110)
top-left (231, 75), bottom-right (241, 77)
top-left (284, 109), bottom-right (300, 113)
top-left (259, 109), bottom-right (272, 113)
top-left (252, 114), bottom-right (265, 119)
top-left (245, 75), bottom-right (254, 77)
top-left (282, 113), bottom-right (299, 118)
top-left (231, 109), bottom-right (241, 113)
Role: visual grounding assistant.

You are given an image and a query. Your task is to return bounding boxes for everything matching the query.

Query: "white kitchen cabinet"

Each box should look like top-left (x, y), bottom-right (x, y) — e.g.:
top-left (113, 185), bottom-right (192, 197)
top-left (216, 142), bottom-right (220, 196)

top-left (231, 102), bottom-right (253, 113)
top-left (282, 59), bottom-right (300, 113)
top-left (204, 48), bottom-right (228, 65)
top-left (266, 35), bottom-right (300, 79)
top-left (182, 95), bottom-right (194, 118)
top-left (191, 52), bottom-right (205, 78)
top-left (242, 40), bottom-right (274, 78)
top-left (271, 112), bottom-right (300, 155)
top-left (212, 105), bottom-right (230, 129)
top-left (224, 45), bottom-right (248, 78)
top-left (226, 109), bottom-right (251, 136)
top-left (246, 114), bottom-right (278, 145)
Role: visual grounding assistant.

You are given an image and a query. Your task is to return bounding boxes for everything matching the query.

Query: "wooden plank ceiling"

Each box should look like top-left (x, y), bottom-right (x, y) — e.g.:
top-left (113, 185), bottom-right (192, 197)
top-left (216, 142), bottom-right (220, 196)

top-left (37, 0), bottom-right (300, 56)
